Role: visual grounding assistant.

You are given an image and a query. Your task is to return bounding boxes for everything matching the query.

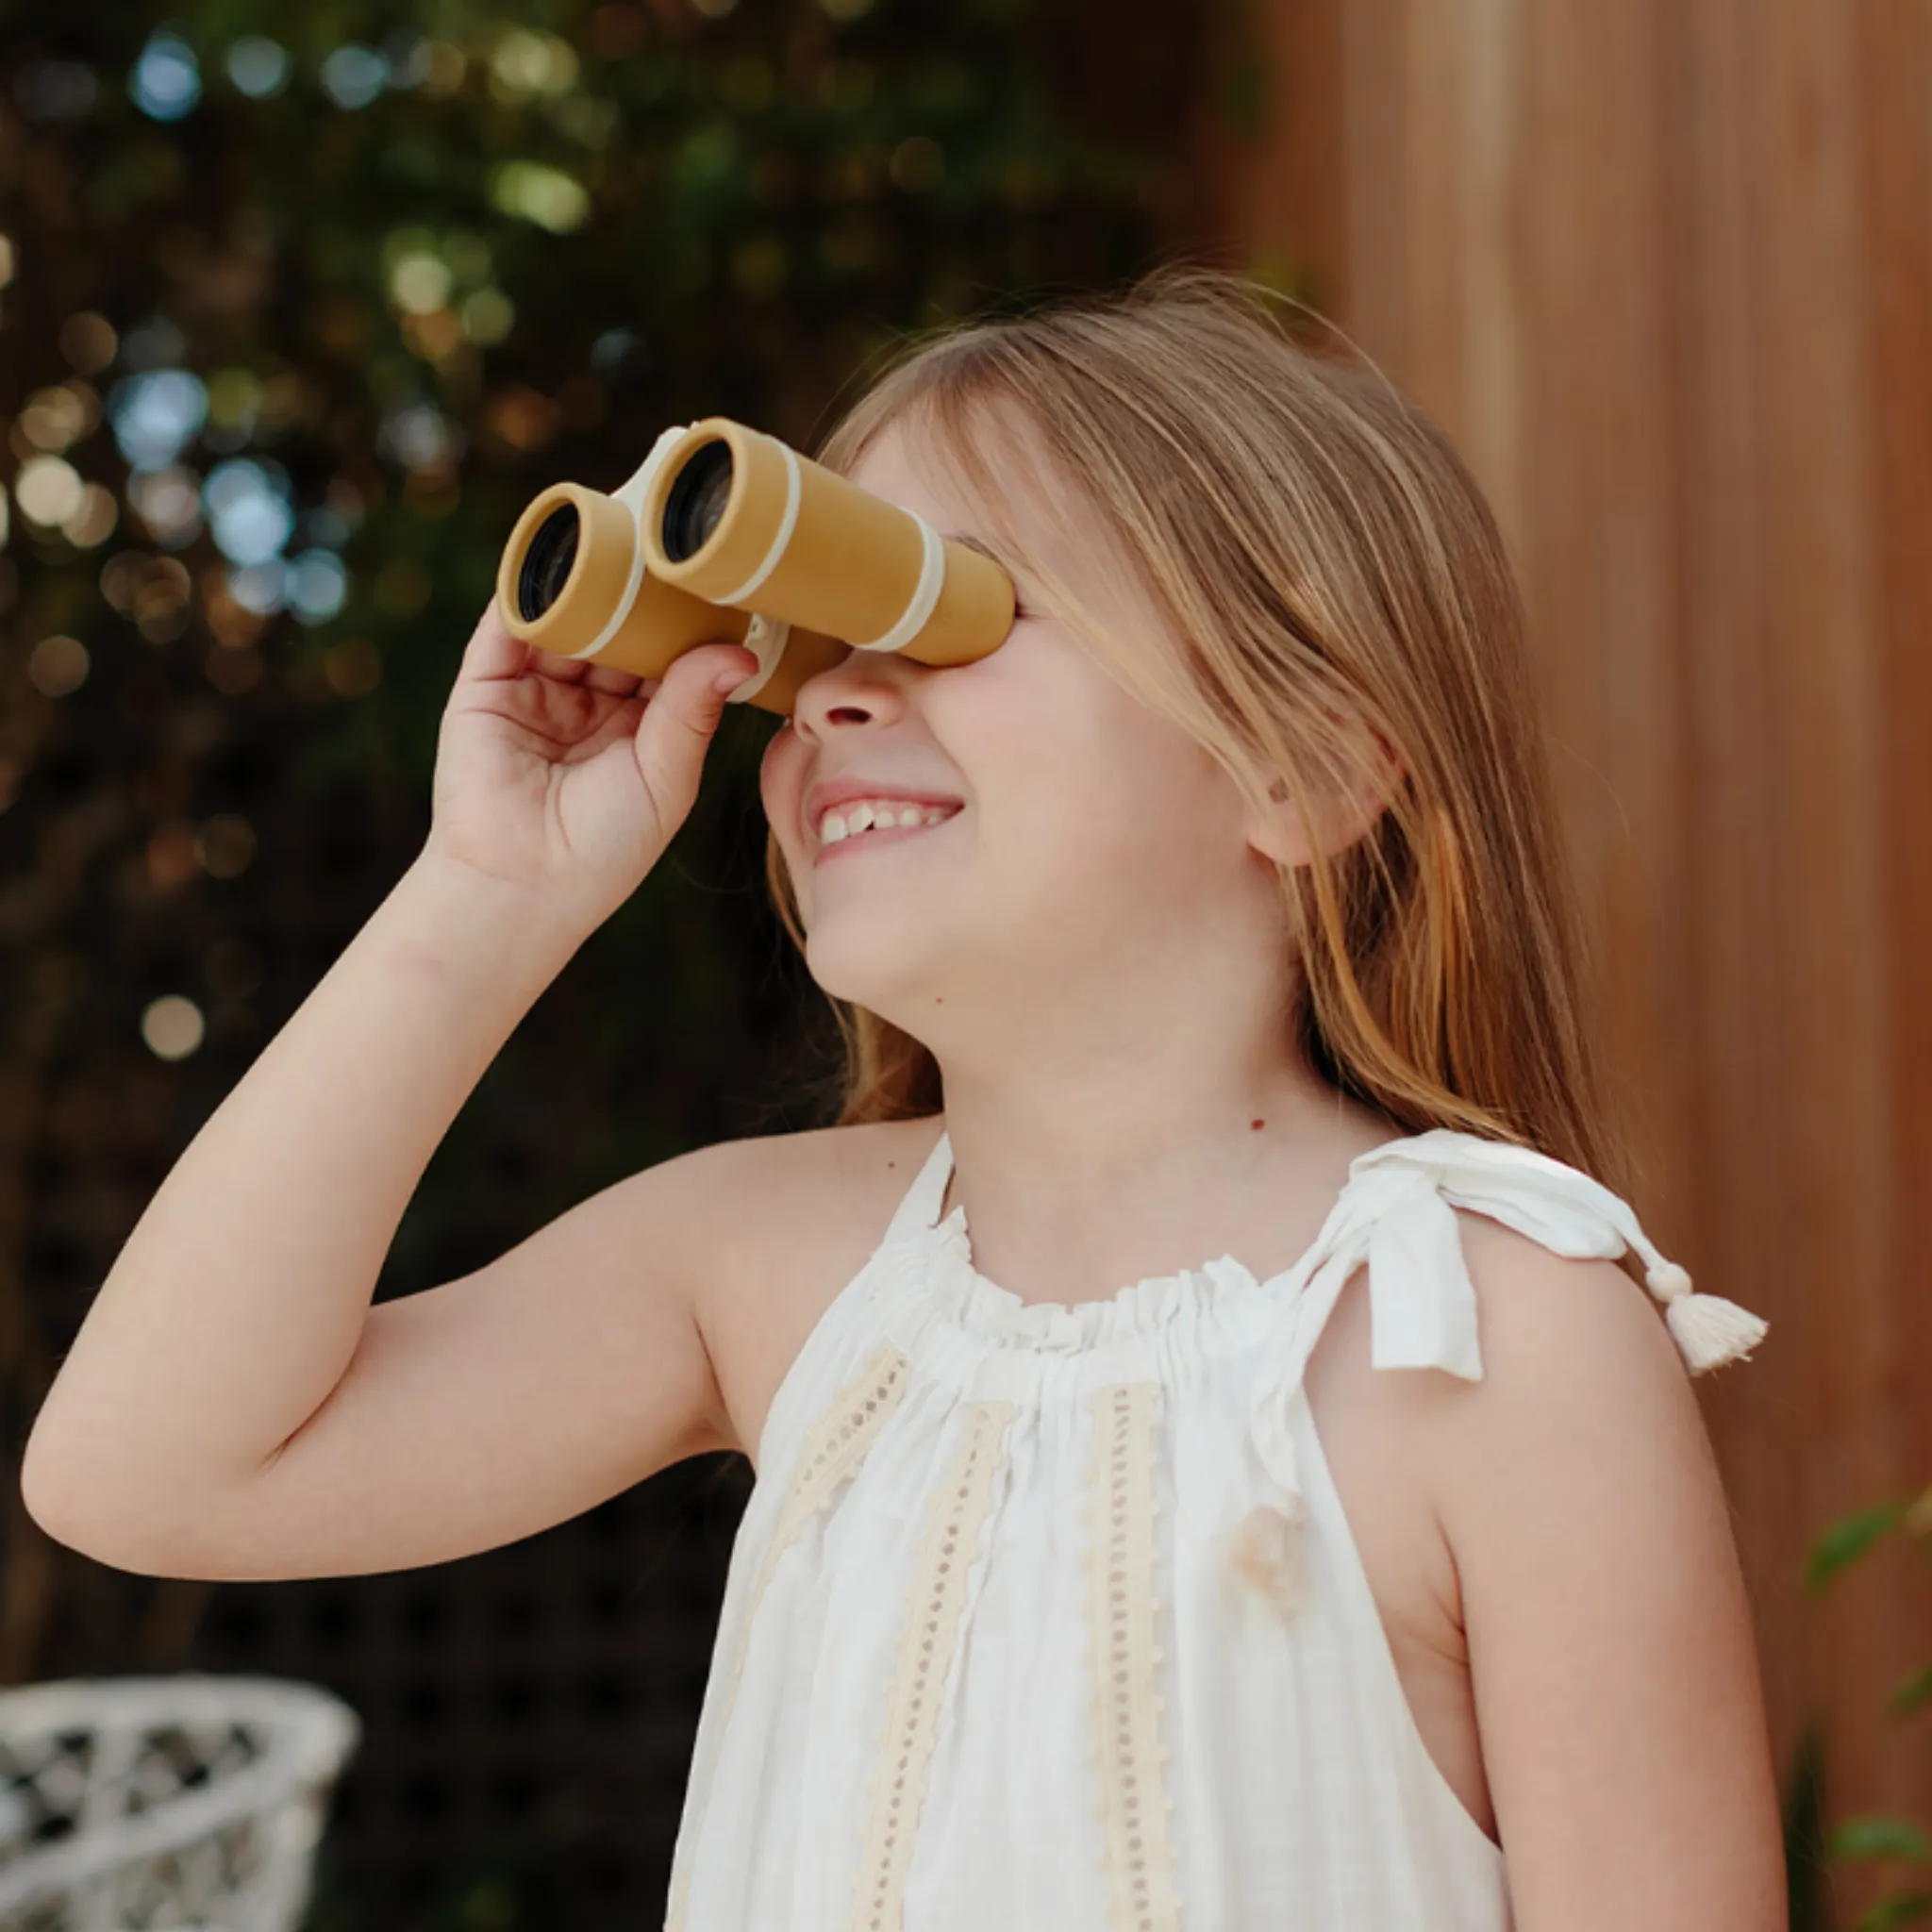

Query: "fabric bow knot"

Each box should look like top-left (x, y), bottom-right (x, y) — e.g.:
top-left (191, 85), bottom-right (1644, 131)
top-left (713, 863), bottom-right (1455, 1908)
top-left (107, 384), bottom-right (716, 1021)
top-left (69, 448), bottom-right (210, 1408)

top-left (1229, 1131), bottom-right (1770, 1616)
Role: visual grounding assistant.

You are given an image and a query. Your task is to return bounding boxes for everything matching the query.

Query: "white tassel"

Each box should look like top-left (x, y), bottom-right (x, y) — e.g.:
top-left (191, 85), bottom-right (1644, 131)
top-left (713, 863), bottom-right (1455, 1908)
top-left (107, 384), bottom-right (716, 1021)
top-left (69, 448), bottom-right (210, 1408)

top-left (1644, 1260), bottom-right (1771, 1375)
top-left (1227, 1496), bottom-right (1309, 1615)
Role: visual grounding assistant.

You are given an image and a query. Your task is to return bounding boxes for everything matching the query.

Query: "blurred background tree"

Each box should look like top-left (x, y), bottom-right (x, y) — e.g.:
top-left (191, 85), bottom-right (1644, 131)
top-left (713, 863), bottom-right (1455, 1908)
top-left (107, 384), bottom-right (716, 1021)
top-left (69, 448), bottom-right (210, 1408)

top-left (0, 0), bottom-right (1242, 1922)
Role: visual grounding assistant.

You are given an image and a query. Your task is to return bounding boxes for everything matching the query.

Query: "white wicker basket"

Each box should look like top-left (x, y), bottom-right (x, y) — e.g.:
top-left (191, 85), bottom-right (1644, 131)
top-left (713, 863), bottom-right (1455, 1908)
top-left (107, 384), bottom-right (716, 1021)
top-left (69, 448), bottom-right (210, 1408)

top-left (0, 1674), bottom-right (360, 1931)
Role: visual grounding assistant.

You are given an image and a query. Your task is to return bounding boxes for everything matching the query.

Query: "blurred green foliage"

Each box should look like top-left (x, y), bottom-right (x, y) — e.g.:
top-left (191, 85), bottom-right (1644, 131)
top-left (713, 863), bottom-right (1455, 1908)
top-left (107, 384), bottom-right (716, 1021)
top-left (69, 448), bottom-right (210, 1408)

top-left (1797, 1484), bottom-right (1932, 1929)
top-left (0, 0), bottom-right (1212, 1919)
top-left (0, 0), bottom-right (1193, 1457)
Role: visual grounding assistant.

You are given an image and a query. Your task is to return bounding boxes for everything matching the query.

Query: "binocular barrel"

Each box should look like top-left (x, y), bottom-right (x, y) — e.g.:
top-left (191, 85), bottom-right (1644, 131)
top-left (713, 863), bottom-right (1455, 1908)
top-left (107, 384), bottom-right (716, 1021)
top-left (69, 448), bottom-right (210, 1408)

top-left (494, 416), bottom-right (1015, 716)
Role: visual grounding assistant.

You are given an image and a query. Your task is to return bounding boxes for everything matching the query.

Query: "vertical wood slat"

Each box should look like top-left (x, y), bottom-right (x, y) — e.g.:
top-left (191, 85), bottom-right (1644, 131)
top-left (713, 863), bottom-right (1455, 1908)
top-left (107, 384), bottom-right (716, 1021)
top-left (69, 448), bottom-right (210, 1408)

top-left (1188, 0), bottom-right (1932, 1917)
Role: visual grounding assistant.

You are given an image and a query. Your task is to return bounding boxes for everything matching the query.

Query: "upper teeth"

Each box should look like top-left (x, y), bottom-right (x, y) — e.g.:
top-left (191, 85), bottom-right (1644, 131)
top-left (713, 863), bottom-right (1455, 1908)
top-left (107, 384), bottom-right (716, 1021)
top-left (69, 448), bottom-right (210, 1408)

top-left (817, 798), bottom-right (958, 845)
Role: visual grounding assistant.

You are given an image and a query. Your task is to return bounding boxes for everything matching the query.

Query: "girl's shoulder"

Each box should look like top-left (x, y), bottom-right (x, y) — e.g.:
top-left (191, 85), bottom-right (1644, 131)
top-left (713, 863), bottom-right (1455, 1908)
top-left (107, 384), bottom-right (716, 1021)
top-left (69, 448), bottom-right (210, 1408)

top-left (680, 1116), bottom-right (942, 1463)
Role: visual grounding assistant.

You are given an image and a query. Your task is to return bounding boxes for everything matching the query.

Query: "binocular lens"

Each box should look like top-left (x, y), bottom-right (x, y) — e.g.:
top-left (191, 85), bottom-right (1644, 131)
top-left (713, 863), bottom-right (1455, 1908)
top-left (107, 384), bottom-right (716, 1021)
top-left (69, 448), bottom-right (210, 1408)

top-left (517, 504), bottom-right (581, 620)
top-left (660, 441), bottom-right (734, 564)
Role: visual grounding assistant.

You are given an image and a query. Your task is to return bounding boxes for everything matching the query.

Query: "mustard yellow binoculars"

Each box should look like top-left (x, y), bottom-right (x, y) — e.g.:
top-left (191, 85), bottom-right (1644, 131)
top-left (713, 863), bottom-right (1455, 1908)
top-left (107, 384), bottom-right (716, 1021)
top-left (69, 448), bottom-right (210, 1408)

top-left (494, 417), bottom-right (1016, 716)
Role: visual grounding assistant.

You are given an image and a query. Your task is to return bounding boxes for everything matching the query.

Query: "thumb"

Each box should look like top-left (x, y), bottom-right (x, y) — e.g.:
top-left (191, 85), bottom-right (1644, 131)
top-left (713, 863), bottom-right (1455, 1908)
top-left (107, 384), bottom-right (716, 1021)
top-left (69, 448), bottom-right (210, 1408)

top-left (630, 641), bottom-right (760, 814)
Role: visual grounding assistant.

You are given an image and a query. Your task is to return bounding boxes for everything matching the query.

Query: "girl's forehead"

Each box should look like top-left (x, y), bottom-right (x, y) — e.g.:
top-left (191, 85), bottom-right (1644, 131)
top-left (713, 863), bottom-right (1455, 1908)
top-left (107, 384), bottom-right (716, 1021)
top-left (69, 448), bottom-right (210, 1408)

top-left (849, 411), bottom-right (1074, 570)
top-left (847, 422), bottom-right (974, 520)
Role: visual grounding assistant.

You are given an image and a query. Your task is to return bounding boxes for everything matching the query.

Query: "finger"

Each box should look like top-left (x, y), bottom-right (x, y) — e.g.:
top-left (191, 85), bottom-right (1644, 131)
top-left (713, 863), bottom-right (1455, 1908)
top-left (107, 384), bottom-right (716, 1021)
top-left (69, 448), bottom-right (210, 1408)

top-left (458, 599), bottom-right (529, 683)
top-left (630, 643), bottom-right (759, 812)
top-left (528, 651), bottom-right (641, 698)
top-left (580, 660), bottom-right (645, 698)
top-left (525, 643), bottom-right (592, 684)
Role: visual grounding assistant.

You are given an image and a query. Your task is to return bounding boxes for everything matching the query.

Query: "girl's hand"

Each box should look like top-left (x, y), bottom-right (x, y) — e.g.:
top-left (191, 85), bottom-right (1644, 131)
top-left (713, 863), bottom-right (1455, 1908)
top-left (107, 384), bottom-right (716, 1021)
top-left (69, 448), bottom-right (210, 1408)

top-left (421, 599), bottom-right (758, 931)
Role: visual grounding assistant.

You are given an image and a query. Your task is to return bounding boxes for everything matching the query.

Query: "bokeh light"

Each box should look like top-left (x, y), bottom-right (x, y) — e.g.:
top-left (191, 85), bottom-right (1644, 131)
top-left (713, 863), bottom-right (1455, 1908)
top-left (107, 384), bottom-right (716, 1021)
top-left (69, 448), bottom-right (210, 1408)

top-left (383, 33), bottom-right (435, 91)
top-left (225, 37), bottom-right (290, 99)
top-left (321, 45), bottom-right (389, 110)
top-left (19, 384), bottom-right (100, 453)
top-left (108, 369), bottom-right (208, 472)
top-left (377, 402), bottom-right (465, 470)
top-left (490, 162), bottom-right (591, 233)
top-left (390, 254), bottom-right (453, 316)
top-left (141, 995), bottom-right (206, 1060)
top-left (287, 550), bottom-right (348, 625)
top-left (195, 815), bottom-right (257, 878)
top-left (130, 32), bottom-right (200, 122)
top-left (225, 560), bottom-right (284, 614)
top-left (13, 458), bottom-right (86, 528)
top-left (203, 458), bottom-right (294, 566)
top-left (27, 635), bottom-right (90, 697)
top-left (204, 368), bottom-right (263, 453)
top-left (489, 31), bottom-right (580, 101)
top-left (125, 467), bottom-right (205, 550)
top-left (58, 312), bottom-right (117, 373)
top-left (458, 289), bottom-right (515, 344)
top-left (62, 485), bottom-right (118, 549)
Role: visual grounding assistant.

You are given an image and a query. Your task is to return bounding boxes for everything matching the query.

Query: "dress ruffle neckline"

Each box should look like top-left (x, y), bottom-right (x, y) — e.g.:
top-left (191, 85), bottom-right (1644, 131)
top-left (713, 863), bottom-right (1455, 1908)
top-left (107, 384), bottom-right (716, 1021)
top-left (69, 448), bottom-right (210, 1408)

top-left (915, 1203), bottom-right (1314, 1352)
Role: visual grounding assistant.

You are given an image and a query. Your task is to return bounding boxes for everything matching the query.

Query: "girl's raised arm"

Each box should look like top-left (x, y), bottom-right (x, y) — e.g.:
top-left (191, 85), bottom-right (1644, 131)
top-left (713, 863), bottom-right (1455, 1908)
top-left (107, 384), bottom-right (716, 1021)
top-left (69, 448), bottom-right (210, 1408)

top-left (21, 603), bottom-right (761, 1579)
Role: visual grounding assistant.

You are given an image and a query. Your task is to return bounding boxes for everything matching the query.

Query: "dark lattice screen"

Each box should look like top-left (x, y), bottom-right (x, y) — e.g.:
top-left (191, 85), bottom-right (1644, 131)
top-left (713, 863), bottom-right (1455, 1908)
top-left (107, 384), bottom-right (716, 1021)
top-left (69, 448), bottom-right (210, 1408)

top-left (186, 1450), bottom-right (756, 1929)
top-left (2, 8), bottom-right (1197, 1926)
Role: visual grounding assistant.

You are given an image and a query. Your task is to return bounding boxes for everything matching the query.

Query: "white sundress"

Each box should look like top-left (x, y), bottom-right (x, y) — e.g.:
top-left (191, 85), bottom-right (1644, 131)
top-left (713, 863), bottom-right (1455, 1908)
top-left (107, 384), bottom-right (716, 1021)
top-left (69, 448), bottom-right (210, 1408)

top-left (663, 1120), bottom-right (1769, 1931)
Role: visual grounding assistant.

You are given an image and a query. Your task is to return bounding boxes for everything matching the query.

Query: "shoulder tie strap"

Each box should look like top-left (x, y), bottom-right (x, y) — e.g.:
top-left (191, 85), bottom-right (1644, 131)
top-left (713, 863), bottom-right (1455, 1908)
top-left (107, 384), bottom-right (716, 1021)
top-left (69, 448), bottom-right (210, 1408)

top-left (1351, 1129), bottom-right (1771, 1377)
top-left (1229, 1128), bottom-right (1770, 1615)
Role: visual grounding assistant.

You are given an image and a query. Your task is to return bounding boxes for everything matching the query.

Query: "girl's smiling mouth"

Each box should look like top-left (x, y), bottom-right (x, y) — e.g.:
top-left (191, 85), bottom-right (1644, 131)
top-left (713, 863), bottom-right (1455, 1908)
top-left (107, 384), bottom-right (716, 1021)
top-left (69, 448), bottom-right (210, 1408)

top-left (813, 802), bottom-right (963, 865)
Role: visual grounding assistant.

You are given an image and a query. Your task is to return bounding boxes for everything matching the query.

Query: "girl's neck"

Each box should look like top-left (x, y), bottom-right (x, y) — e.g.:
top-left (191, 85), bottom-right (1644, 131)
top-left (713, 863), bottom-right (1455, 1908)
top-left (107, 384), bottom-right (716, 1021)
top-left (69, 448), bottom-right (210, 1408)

top-left (929, 1065), bottom-right (1402, 1306)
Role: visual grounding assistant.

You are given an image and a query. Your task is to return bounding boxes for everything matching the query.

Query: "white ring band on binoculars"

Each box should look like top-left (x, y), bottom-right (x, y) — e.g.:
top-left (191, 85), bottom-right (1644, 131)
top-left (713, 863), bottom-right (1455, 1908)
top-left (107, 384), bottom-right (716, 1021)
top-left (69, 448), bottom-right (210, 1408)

top-left (711, 441), bottom-right (802, 608)
top-left (569, 425), bottom-right (692, 660)
top-left (724, 612), bottom-right (790, 705)
top-left (849, 513), bottom-right (944, 653)
top-left (571, 536), bottom-right (649, 661)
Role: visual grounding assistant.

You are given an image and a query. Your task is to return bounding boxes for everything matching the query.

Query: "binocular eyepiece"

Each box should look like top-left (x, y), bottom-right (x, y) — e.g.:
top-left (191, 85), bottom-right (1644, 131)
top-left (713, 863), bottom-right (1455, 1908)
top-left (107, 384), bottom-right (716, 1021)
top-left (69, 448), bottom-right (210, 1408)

top-left (495, 417), bottom-right (1017, 716)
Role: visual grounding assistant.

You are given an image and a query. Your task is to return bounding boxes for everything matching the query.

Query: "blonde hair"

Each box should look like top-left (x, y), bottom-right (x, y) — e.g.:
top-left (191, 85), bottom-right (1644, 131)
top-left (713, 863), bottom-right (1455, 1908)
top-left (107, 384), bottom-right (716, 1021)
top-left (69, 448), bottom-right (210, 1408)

top-left (763, 263), bottom-right (1630, 1192)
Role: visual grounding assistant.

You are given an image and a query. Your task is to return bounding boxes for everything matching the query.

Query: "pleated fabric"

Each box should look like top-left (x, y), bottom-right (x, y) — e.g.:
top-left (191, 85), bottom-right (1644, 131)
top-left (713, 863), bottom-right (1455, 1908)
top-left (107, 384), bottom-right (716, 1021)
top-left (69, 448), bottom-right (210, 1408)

top-left (663, 1122), bottom-right (1767, 1931)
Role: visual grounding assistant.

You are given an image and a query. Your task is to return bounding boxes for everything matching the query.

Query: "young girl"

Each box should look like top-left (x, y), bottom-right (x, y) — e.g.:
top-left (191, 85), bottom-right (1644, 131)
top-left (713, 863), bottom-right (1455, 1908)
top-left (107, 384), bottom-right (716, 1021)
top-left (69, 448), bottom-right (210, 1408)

top-left (24, 266), bottom-right (1783, 1928)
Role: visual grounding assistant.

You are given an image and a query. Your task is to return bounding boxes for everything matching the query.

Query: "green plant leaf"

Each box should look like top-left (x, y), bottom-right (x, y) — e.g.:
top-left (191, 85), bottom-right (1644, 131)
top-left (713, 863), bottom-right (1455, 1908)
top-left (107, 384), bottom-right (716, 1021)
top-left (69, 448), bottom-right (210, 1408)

top-left (1891, 1666), bottom-right (1932, 1721)
top-left (1853, 1893), bottom-right (1932, 1930)
top-left (1807, 1502), bottom-right (1911, 1592)
top-left (1828, 1815), bottom-right (1932, 1863)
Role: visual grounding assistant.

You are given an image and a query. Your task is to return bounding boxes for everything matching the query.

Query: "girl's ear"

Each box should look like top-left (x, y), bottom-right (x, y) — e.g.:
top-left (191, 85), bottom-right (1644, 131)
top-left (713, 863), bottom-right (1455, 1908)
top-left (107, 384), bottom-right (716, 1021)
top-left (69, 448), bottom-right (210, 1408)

top-left (1244, 714), bottom-right (1407, 869)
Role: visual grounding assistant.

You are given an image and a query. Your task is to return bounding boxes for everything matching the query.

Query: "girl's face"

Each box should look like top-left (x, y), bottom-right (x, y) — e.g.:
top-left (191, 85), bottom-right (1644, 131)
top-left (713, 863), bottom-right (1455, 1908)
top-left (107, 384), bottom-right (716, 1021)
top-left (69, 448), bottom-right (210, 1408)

top-left (758, 413), bottom-right (1285, 1033)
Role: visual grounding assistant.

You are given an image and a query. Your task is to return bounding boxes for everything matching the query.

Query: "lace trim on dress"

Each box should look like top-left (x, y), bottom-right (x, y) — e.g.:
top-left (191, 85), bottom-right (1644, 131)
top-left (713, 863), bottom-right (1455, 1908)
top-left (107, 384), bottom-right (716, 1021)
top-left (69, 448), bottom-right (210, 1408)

top-left (1084, 1382), bottom-right (1183, 1931)
top-left (665, 1342), bottom-right (911, 1932)
top-left (760, 1341), bottom-right (914, 1609)
top-left (849, 1398), bottom-right (1016, 1931)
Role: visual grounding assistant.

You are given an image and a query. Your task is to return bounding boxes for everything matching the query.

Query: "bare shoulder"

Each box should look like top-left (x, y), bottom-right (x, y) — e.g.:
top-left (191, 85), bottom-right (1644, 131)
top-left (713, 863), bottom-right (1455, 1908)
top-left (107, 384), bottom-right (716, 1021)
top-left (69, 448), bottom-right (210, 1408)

top-left (1406, 1207), bottom-right (1706, 1523)
top-left (1412, 1211), bottom-right (1782, 1918)
top-left (676, 1113), bottom-right (945, 1466)
top-left (1419, 1208), bottom-right (1697, 1441)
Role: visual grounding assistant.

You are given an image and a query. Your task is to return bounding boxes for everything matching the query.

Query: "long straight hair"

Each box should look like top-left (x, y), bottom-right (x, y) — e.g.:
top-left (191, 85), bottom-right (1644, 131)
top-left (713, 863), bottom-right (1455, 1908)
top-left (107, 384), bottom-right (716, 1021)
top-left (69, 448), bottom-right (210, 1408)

top-left (764, 265), bottom-right (1629, 1193)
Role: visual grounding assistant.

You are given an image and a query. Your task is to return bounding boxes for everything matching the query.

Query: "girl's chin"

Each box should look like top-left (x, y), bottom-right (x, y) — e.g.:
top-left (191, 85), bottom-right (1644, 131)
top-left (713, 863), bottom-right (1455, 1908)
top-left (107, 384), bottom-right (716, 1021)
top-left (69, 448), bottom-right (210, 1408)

top-left (804, 925), bottom-right (946, 1000)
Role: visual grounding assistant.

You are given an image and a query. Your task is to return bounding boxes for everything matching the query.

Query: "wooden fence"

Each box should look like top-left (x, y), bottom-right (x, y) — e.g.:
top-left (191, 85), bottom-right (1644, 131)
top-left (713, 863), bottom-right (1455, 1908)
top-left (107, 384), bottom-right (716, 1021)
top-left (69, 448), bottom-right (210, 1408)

top-left (1189, 2), bottom-right (1932, 1921)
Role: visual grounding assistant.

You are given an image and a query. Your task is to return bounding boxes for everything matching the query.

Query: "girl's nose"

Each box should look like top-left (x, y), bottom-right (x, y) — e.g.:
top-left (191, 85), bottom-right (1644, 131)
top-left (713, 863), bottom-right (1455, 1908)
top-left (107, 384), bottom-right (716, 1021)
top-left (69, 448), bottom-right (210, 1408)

top-left (789, 646), bottom-right (916, 736)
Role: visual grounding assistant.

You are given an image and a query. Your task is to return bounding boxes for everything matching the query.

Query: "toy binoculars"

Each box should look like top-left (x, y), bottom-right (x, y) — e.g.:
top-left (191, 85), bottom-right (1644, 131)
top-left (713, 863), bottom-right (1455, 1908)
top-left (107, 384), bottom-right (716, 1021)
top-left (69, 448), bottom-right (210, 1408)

top-left (494, 417), bottom-right (1016, 716)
